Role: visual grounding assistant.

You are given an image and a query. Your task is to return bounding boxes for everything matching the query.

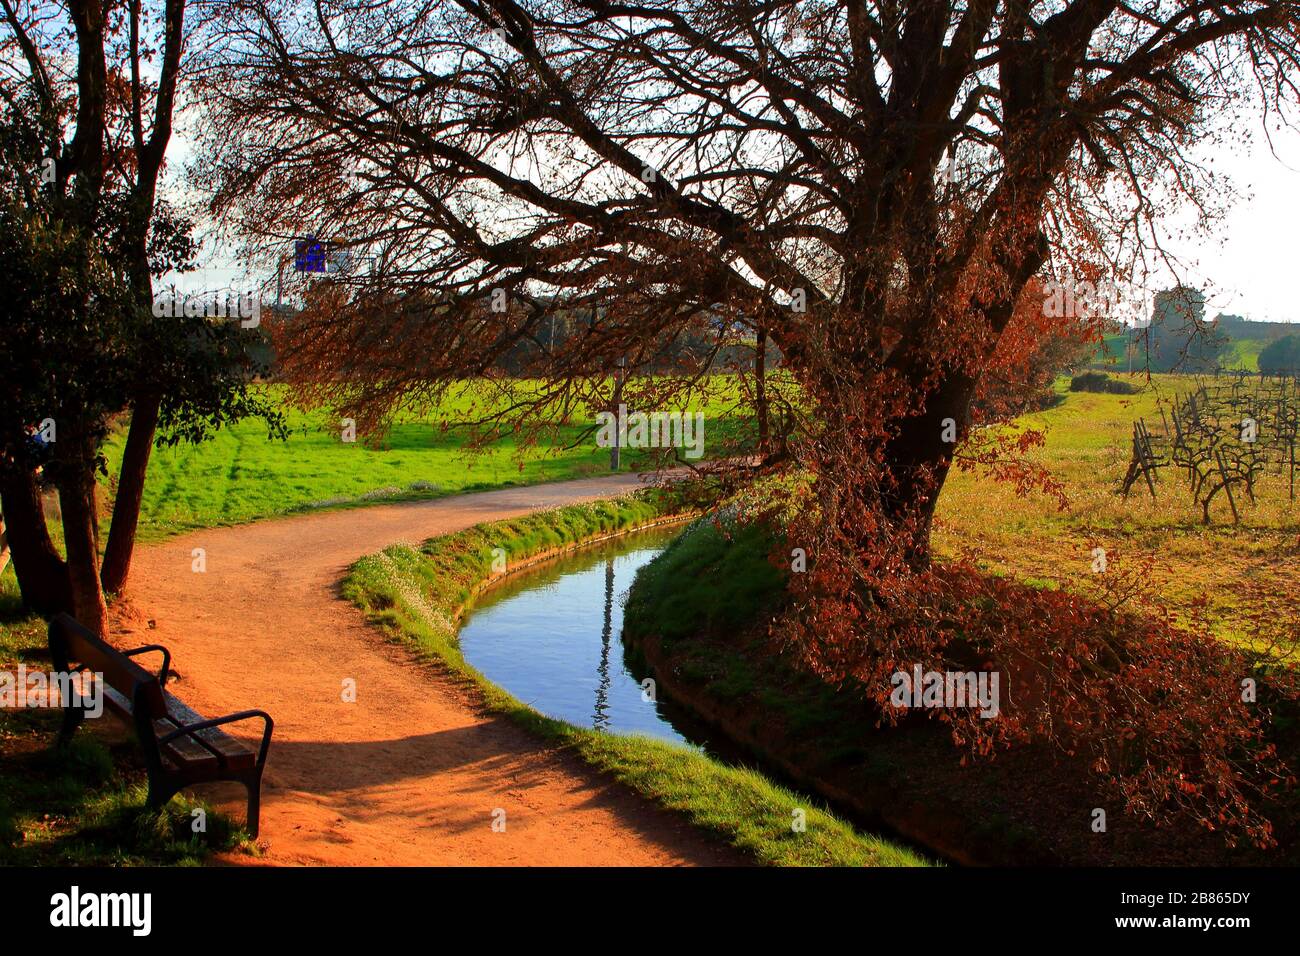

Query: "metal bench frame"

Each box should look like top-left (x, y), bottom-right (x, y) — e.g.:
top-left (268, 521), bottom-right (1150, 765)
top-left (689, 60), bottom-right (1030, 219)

top-left (47, 613), bottom-right (273, 837)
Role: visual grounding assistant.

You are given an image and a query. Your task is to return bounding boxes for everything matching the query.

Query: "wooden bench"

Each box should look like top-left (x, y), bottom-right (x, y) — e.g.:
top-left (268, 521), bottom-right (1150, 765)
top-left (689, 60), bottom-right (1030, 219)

top-left (48, 613), bottom-right (273, 837)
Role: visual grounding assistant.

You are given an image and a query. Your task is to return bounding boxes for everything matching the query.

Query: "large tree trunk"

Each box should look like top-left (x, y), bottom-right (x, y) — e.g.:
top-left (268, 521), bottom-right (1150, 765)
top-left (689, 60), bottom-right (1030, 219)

top-left (875, 238), bottom-right (1048, 568)
top-left (100, 392), bottom-right (160, 593)
top-left (879, 367), bottom-right (980, 568)
top-left (0, 467), bottom-right (71, 613)
top-left (100, 162), bottom-right (165, 595)
top-left (857, 242), bottom-right (1039, 566)
top-left (54, 429), bottom-right (109, 637)
top-left (58, 473), bottom-right (108, 637)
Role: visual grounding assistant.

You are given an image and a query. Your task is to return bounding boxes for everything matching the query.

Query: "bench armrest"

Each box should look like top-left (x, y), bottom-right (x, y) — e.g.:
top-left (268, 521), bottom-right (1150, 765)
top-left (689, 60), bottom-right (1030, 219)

top-left (159, 710), bottom-right (274, 768)
top-left (121, 644), bottom-right (171, 686)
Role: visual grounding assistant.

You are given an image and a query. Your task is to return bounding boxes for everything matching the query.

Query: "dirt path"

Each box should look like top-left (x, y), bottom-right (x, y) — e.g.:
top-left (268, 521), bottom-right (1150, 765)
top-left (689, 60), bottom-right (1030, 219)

top-left (116, 475), bottom-right (741, 866)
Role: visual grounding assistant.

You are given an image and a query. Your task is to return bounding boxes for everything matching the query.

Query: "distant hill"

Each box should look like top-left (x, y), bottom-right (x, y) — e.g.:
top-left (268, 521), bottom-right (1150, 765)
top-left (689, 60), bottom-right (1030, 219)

top-left (1214, 314), bottom-right (1298, 372)
top-left (1089, 311), bottom-right (1298, 372)
top-left (1213, 314), bottom-right (1297, 342)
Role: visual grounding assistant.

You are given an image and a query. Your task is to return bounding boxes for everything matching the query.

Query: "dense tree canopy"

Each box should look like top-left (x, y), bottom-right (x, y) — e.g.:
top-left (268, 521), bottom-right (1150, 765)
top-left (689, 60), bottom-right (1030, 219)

top-left (1258, 332), bottom-right (1300, 374)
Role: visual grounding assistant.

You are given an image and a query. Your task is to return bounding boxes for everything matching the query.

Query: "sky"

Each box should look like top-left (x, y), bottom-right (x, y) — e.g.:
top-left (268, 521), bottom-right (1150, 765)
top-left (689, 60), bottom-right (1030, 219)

top-left (1150, 120), bottom-right (1300, 325)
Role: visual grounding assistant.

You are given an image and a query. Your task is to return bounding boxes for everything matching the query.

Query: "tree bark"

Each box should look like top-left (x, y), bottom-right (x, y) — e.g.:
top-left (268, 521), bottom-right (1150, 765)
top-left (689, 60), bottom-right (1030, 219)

top-left (100, 392), bottom-right (160, 593)
top-left (56, 442), bottom-right (109, 637)
top-left (95, 0), bottom-right (184, 596)
top-left (879, 367), bottom-right (980, 568)
top-left (0, 467), bottom-right (71, 613)
top-left (878, 239), bottom-right (1049, 568)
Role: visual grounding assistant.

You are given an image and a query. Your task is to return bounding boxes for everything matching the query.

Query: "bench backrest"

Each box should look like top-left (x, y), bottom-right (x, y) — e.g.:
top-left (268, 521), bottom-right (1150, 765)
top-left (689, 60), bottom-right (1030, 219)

top-left (47, 613), bottom-right (167, 720)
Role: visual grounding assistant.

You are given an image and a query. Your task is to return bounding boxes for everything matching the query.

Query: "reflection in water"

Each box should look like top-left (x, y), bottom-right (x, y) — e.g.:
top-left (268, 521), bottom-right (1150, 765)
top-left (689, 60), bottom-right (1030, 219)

top-left (458, 525), bottom-right (694, 745)
top-left (594, 558), bottom-right (615, 730)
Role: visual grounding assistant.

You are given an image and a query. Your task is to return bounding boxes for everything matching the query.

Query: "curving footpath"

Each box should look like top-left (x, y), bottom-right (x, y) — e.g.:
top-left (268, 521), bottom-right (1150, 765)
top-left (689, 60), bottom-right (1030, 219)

top-left (117, 475), bottom-right (742, 866)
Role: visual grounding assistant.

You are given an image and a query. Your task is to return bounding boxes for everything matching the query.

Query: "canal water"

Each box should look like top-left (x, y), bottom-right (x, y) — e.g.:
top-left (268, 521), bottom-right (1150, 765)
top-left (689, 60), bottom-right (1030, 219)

top-left (458, 523), bottom-right (698, 746)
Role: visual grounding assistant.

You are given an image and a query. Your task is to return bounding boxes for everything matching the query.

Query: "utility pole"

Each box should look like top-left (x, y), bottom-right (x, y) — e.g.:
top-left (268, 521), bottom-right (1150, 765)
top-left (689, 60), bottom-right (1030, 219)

top-left (610, 354), bottom-right (625, 471)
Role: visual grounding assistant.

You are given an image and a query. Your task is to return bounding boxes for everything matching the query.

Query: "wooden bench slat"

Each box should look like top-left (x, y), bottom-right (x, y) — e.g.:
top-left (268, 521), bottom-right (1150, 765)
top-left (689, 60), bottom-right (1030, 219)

top-left (49, 617), bottom-right (167, 719)
top-left (102, 685), bottom-right (226, 772)
top-left (78, 651), bottom-right (256, 772)
top-left (156, 694), bottom-right (256, 772)
top-left (164, 694), bottom-right (257, 768)
top-left (153, 717), bottom-right (222, 771)
top-left (101, 684), bottom-right (134, 722)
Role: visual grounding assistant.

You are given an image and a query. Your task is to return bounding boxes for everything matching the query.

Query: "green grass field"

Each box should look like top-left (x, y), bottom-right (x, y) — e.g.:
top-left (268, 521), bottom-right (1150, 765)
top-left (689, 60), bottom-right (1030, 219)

top-left (94, 382), bottom-right (767, 539)
top-left (1220, 338), bottom-right (1264, 372)
top-left (100, 389), bottom-right (633, 540)
top-left (107, 410), bottom-right (619, 539)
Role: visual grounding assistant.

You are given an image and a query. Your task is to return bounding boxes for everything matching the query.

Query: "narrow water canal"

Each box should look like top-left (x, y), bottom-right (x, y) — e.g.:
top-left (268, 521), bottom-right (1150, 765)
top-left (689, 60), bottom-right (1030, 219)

top-left (458, 524), bottom-right (699, 746)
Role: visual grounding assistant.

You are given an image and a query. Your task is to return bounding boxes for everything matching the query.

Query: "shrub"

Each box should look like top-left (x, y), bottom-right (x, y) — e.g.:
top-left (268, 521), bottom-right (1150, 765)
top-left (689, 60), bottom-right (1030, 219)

top-left (1069, 371), bottom-right (1140, 394)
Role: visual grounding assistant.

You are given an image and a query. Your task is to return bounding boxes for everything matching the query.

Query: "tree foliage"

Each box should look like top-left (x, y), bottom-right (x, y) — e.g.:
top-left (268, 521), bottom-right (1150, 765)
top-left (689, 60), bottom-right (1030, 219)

top-left (1258, 333), bottom-right (1300, 374)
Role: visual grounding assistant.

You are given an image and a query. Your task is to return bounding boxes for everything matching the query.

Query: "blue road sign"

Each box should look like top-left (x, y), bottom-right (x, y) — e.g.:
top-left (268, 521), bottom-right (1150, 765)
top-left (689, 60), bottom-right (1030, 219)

top-left (294, 237), bottom-right (327, 273)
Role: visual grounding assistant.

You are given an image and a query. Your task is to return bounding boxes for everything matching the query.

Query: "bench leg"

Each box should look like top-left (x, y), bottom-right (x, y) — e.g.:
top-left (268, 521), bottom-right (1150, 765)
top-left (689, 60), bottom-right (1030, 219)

top-left (244, 772), bottom-right (262, 839)
top-left (146, 775), bottom-right (178, 812)
top-left (147, 772), bottom-right (263, 839)
top-left (56, 705), bottom-right (84, 747)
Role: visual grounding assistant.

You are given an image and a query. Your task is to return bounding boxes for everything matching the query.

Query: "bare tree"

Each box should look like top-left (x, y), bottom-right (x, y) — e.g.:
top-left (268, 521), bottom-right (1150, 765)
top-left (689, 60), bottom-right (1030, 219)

top-left (191, 0), bottom-right (1300, 568)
